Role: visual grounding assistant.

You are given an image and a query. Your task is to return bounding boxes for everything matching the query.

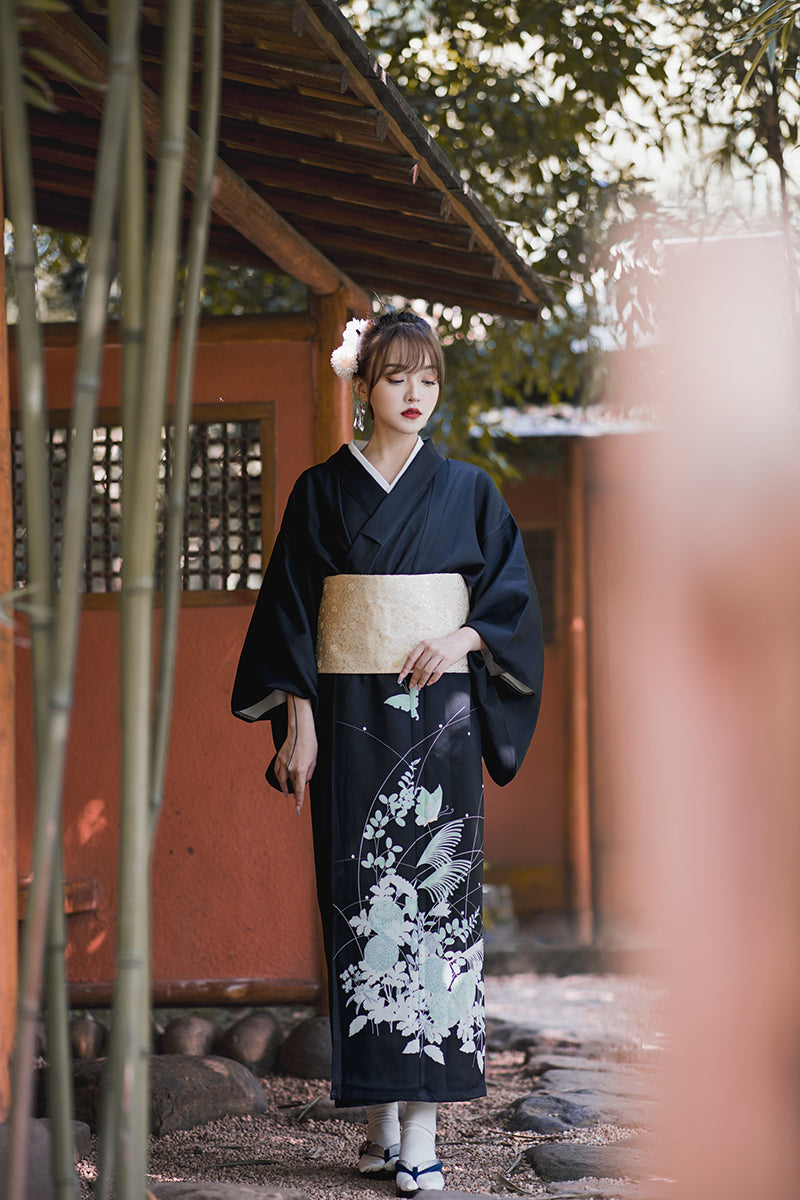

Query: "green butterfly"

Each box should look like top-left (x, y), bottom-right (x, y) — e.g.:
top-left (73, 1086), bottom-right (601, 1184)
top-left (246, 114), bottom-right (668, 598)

top-left (384, 684), bottom-right (420, 721)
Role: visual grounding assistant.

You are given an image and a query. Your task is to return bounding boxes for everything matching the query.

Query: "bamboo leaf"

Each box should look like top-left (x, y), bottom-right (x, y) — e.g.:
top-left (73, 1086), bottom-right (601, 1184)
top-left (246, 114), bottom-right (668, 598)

top-left (736, 39), bottom-right (772, 99)
top-left (26, 46), bottom-right (105, 90)
top-left (493, 1176), bottom-right (534, 1196)
top-left (17, 0), bottom-right (70, 10)
top-left (21, 79), bottom-right (56, 112)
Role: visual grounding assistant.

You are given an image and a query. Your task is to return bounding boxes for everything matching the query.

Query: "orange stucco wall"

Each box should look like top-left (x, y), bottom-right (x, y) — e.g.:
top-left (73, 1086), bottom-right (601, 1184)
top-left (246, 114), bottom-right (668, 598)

top-left (13, 333), bottom-right (570, 996)
top-left (485, 467), bottom-right (567, 914)
top-left (13, 327), bottom-right (323, 995)
top-left (15, 604), bottom-right (320, 989)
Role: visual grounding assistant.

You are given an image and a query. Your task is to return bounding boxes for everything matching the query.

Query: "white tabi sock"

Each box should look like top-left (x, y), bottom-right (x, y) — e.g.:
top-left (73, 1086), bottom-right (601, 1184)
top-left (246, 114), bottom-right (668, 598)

top-left (397, 1101), bottom-right (443, 1190)
top-left (366, 1101), bottom-right (401, 1149)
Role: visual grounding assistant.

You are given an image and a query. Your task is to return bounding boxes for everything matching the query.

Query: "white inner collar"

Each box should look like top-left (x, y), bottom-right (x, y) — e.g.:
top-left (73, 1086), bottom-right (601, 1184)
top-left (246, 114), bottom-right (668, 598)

top-left (349, 437), bottom-right (424, 492)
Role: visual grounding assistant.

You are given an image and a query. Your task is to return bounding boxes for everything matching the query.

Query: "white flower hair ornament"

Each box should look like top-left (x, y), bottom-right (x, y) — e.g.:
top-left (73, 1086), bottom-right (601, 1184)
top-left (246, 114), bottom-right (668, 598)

top-left (330, 317), bottom-right (370, 381)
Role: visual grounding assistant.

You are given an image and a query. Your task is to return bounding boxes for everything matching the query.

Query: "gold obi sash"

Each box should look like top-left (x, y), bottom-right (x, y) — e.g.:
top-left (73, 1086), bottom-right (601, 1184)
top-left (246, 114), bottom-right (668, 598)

top-left (316, 573), bottom-right (470, 674)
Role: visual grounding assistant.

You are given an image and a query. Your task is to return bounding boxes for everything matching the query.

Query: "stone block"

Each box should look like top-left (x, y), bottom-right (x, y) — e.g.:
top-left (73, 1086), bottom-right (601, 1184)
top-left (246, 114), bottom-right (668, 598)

top-left (526, 1135), bottom-right (658, 1183)
top-left (71, 1055), bottom-right (267, 1136)
top-left (163, 1015), bottom-right (218, 1056)
top-left (276, 1016), bottom-right (332, 1080)
top-left (507, 1093), bottom-right (596, 1133)
top-left (217, 1012), bottom-right (282, 1076)
top-left (0, 1117), bottom-right (80, 1199)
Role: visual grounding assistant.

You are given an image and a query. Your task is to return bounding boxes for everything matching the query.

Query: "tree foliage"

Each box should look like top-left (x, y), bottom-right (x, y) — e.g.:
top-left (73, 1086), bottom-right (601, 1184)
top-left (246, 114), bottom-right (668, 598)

top-left (338, 0), bottom-right (677, 463)
top-left (661, 1), bottom-right (800, 220)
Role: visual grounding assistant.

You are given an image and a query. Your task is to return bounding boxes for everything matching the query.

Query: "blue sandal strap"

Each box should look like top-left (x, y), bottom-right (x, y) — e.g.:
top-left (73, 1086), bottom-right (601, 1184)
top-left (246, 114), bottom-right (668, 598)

top-left (396, 1159), bottom-right (443, 1180)
top-left (360, 1141), bottom-right (401, 1161)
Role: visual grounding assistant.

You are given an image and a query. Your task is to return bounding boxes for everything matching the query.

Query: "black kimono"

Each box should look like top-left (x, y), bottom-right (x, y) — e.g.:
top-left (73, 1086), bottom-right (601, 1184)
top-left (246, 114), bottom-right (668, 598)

top-left (232, 439), bottom-right (543, 1105)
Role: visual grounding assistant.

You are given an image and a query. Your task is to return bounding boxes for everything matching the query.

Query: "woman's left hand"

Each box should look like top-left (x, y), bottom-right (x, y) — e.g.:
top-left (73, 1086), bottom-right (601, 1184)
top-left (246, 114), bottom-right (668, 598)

top-left (398, 626), bottom-right (485, 689)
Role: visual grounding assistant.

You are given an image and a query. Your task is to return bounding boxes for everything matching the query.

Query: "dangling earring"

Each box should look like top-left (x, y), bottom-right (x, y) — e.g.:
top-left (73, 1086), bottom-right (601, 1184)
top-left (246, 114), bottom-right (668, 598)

top-left (354, 392), bottom-right (367, 433)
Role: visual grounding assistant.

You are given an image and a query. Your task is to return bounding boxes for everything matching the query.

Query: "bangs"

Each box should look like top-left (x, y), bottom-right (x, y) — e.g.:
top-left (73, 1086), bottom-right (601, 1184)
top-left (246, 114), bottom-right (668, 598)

top-left (368, 328), bottom-right (444, 388)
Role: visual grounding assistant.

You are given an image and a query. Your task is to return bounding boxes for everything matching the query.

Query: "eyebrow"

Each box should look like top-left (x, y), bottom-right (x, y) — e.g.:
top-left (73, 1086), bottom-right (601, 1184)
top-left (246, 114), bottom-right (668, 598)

top-left (383, 361), bottom-right (439, 374)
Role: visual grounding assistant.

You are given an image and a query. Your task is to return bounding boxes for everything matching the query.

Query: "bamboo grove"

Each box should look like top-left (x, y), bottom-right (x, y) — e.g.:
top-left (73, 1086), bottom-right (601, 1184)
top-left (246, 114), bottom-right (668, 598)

top-left (0, 2), bottom-right (223, 1196)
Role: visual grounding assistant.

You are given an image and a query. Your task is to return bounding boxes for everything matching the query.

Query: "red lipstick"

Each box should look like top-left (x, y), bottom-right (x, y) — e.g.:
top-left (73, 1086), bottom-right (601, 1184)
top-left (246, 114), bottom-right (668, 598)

top-left (402, 407), bottom-right (421, 418)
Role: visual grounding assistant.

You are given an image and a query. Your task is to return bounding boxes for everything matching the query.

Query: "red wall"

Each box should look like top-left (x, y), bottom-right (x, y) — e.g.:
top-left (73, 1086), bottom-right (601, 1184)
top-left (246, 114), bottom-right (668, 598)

top-left (485, 467), bottom-right (567, 915)
top-left (13, 325), bottom-right (324, 996)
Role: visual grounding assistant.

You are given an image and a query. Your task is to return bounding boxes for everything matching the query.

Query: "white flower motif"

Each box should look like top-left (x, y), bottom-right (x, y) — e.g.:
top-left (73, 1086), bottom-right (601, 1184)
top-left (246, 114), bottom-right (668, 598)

top-left (340, 753), bottom-right (485, 1071)
top-left (330, 317), bottom-right (370, 380)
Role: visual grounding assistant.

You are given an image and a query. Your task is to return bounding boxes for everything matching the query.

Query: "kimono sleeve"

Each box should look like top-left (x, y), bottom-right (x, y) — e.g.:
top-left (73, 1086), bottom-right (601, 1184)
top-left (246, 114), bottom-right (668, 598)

top-left (231, 476), bottom-right (322, 724)
top-left (465, 483), bottom-right (544, 786)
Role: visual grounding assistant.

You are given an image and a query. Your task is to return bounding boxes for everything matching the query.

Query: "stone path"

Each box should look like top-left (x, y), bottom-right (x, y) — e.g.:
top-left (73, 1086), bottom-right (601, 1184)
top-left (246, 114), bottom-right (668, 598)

top-left (483, 973), bottom-right (668, 1198)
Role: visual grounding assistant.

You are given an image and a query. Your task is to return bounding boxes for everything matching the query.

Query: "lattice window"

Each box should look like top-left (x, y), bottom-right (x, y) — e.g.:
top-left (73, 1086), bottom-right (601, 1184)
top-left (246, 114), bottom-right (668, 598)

top-left (522, 525), bottom-right (558, 645)
top-left (12, 412), bottom-right (270, 594)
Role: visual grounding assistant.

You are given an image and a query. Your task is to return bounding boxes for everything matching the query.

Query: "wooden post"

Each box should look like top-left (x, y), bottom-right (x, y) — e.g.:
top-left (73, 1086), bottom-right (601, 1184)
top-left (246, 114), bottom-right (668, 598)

top-left (566, 439), bottom-right (593, 945)
top-left (310, 288), bottom-right (353, 465)
top-left (0, 125), bottom-right (18, 1121)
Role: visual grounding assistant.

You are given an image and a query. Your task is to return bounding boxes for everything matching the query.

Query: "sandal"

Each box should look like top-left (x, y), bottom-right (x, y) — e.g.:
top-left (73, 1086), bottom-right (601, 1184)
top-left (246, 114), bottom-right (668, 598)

top-left (358, 1140), bottom-right (401, 1176)
top-left (395, 1159), bottom-right (444, 1195)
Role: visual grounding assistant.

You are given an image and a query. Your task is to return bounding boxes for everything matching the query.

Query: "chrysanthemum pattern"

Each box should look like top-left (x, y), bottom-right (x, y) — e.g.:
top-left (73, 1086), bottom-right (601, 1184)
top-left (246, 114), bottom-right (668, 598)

top-left (340, 754), bottom-right (485, 1071)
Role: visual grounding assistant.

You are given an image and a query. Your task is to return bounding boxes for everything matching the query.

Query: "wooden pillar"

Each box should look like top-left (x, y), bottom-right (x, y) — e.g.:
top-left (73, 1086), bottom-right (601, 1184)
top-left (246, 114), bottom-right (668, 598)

top-left (0, 126), bottom-right (18, 1120)
top-left (310, 288), bottom-right (352, 465)
top-left (565, 439), bottom-right (593, 945)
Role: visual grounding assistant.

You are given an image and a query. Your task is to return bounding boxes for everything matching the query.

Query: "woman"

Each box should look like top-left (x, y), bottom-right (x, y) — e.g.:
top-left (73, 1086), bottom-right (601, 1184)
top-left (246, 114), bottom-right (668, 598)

top-left (232, 311), bottom-right (543, 1193)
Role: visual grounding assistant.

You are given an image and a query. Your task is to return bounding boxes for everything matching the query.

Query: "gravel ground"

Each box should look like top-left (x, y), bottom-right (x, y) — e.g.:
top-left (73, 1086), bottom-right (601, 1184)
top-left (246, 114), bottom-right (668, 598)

top-left (76, 973), bottom-right (664, 1198)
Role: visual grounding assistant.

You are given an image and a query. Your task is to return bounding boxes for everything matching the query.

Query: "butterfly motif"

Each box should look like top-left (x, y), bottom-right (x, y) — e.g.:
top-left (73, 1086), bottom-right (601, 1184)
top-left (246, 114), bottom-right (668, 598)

top-left (384, 684), bottom-right (419, 720)
top-left (415, 784), bottom-right (443, 827)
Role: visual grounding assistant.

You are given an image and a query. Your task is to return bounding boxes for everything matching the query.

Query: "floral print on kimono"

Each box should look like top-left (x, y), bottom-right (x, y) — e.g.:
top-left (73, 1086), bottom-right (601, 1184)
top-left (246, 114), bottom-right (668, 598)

top-left (339, 690), bottom-right (485, 1075)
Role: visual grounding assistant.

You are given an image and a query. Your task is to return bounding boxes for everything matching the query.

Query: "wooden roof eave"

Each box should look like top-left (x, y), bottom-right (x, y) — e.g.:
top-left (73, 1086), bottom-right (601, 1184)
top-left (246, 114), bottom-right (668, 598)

top-left (30, 8), bottom-right (372, 316)
top-left (294, 0), bottom-right (553, 316)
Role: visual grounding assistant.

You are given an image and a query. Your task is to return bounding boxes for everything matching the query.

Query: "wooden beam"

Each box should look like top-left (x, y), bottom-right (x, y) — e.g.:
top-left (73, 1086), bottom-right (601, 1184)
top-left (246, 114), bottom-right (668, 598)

top-left (310, 289), bottom-right (351, 465)
top-left (266, 191), bottom-right (476, 250)
top-left (216, 124), bottom-right (417, 184)
top-left (236, 159), bottom-right (449, 221)
top-left (566, 440), bottom-right (594, 945)
top-left (0, 125), bottom-right (17, 1122)
top-left (31, 9), bottom-right (371, 314)
top-left (7, 312), bottom-right (318, 351)
top-left (302, 223), bottom-right (497, 279)
top-left (70, 976), bottom-right (321, 1007)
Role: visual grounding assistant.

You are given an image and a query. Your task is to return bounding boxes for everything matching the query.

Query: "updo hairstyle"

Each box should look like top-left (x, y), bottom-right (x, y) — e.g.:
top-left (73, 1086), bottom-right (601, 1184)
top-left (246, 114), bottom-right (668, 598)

top-left (355, 311), bottom-right (445, 403)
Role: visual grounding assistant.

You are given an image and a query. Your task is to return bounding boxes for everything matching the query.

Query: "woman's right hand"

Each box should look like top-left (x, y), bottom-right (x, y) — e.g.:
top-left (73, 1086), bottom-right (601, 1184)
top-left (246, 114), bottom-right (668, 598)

top-left (274, 695), bottom-right (317, 814)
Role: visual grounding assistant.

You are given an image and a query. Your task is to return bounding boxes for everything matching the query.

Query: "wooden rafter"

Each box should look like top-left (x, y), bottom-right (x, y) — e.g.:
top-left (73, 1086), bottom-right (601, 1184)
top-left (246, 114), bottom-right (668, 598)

top-left (22, 1), bottom-right (551, 319)
top-left (31, 8), bottom-right (371, 313)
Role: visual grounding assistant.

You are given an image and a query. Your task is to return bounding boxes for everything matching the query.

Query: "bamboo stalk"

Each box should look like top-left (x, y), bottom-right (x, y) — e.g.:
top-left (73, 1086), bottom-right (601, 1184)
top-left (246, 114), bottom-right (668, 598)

top-left (44, 855), bottom-right (74, 1200)
top-left (94, 11), bottom-right (148, 1196)
top-left (0, 125), bottom-right (17, 1129)
top-left (3, 0), bottom-right (140, 1193)
top-left (113, 3), bottom-right (194, 1196)
top-left (1, 2), bottom-right (56, 1196)
top-left (151, 0), bottom-right (222, 834)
